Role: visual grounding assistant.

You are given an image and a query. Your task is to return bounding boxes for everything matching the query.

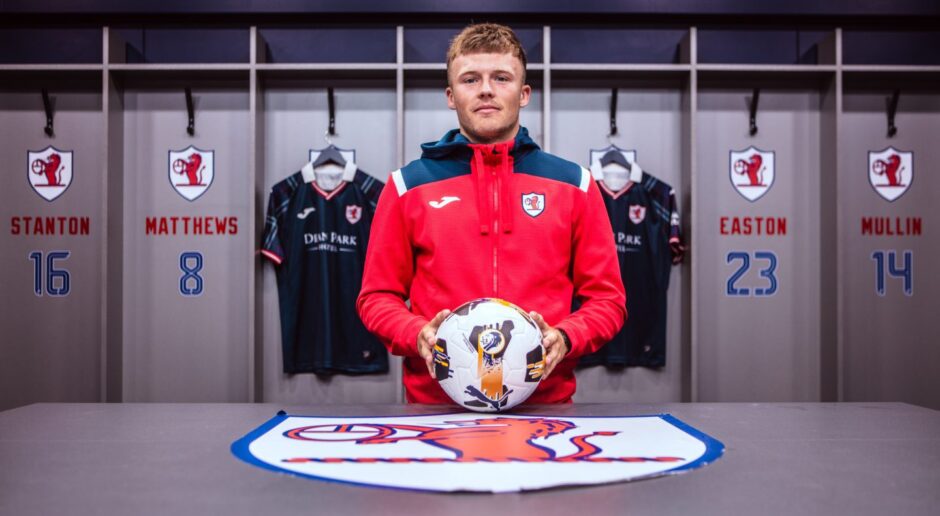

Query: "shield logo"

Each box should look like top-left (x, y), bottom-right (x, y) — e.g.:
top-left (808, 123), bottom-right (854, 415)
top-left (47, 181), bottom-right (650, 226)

top-left (27, 146), bottom-right (73, 202)
top-left (869, 147), bottom-right (913, 202)
top-left (729, 146), bottom-right (775, 202)
top-left (231, 412), bottom-right (725, 493)
top-left (628, 204), bottom-right (647, 225)
top-left (521, 193), bottom-right (545, 217)
top-left (345, 205), bottom-right (362, 224)
top-left (169, 145), bottom-right (214, 201)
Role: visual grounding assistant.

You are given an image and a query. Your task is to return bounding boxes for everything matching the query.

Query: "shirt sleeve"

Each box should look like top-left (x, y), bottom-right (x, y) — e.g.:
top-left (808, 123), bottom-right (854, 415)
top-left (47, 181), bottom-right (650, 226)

top-left (667, 188), bottom-right (682, 245)
top-left (666, 187), bottom-right (686, 264)
top-left (356, 174), bottom-right (428, 358)
top-left (356, 170), bottom-right (385, 211)
top-left (260, 186), bottom-right (287, 265)
top-left (554, 179), bottom-right (627, 358)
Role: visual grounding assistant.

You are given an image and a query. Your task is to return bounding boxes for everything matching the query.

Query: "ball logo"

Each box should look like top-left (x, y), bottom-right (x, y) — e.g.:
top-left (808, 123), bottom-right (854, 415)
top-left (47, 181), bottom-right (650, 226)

top-left (232, 412), bottom-right (725, 492)
top-left (27, 146), bottom-right (73, 202)
top-left (168, 145), bottom-right (215, 201)
top-left (869, 147), bottom-right (913, 202)
top-left (730, 146), bottom-right (775, 202)
top-left (629, 204), bottom-right (647, 225)
top-left (345, 205), bottom-right (362, 224)
top-left (478, 328), bottom-right (507, 356)
top-left (521, 192), bottom-right (545, 217)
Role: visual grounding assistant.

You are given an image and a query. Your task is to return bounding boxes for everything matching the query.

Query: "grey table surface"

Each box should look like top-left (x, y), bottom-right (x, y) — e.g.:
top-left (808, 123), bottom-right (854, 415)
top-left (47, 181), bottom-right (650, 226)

top-left (1, 402), bottom-right (938, 515)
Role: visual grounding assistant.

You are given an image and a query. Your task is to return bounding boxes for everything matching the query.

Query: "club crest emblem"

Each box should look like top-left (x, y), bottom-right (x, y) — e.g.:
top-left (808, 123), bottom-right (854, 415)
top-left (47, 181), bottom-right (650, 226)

top-left (27, 146), bottom-right (73, 202)
top-left (169, 146), bottom-right (214, 201)
top-left (868, 147), bottom-right (913, 202)
top-left (345, 205), bottom-right (362, 224)
top-left (232, 412), bottom-right (725, 493)
top-left (628, 204), bottom-right (647, 225)
top-left (730, 146), bottom-right (775, 202)
top-left (522, 193), bottom-right (545, 217)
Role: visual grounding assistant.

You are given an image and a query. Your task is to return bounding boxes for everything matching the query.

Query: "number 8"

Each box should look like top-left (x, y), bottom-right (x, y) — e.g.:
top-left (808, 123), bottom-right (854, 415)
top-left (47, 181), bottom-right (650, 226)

top-left (179, 252), bottom-right (204, 296)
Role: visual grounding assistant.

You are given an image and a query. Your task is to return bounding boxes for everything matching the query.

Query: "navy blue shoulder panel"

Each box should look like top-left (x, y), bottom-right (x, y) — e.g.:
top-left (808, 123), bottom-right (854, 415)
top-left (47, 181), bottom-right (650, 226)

top-left (513, 150), bottom-right (583, 188)
top-left (399, 155), bottom-right (470, 190)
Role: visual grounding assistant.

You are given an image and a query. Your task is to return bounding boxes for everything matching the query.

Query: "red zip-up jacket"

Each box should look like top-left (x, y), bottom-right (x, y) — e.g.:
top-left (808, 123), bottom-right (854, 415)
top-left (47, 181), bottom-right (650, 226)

top-left (357, 127), bottom-right (626, 404)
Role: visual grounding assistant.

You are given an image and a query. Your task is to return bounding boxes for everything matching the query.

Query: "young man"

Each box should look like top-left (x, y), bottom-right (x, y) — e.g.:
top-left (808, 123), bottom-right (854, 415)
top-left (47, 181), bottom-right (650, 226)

top-left (357, 23), bottom-right (625, 404)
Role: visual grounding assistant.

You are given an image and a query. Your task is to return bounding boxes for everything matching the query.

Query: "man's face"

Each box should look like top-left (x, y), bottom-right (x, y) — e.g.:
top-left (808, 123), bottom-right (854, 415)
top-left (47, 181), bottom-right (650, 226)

top-left (446, 52), bottom-right (531, 144)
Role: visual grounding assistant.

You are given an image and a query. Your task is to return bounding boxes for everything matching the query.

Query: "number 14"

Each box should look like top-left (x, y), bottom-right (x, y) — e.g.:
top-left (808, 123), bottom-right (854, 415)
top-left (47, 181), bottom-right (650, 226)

top-left (872, 250), bottom-right (913, 296)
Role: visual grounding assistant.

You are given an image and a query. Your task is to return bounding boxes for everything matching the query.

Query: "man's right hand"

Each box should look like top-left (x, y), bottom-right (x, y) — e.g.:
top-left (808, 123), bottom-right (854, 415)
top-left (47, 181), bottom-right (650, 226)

top-left (417, 309), bottom-right (451, 378)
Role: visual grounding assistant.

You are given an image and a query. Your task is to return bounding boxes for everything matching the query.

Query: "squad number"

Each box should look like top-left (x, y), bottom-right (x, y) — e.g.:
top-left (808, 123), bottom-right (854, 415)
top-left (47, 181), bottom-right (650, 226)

top-left (871, 250), bottom-right (912, 297)
top-left (726, 251), bottom-right (778, 297)
top-left (179, 251), bottom-right (204, 296)
top-left (28, 250), bottom-right (71, 297)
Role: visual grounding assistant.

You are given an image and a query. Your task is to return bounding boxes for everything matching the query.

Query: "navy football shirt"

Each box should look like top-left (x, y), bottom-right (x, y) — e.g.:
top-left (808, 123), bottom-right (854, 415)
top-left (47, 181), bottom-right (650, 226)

top-left (262, 169), bottom-right (388, 375)
top-left (580, 171), bottom-right (682, 368)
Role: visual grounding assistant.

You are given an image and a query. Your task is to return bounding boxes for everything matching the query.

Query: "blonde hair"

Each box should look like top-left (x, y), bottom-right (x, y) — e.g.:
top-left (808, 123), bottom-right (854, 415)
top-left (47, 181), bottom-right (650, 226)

top-left (446, 23), bottom-right (527, 84)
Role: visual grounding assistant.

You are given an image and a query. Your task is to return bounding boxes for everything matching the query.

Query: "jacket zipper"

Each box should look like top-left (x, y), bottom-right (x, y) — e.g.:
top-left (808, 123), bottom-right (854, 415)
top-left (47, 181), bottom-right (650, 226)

top-left (492, 170), bottom-right (499, 295)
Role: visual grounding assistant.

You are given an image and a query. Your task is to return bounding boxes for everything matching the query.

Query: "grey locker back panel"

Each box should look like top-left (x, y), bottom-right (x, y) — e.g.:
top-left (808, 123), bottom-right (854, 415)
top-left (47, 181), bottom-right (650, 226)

top-left (121, 88), bottom-right (250, 402)
top-left (0, 88), bottom-right (104, 411)
top-left (550, 87), bottom-right (686, 403)
top-left (840, 90), bottom-right (940, 409)
top-left (261, 87), bottom-right (401, 404)
top-left (696, 88), bottom-right (822, 402)
top-left (403, 87), bottom-right (544, 164)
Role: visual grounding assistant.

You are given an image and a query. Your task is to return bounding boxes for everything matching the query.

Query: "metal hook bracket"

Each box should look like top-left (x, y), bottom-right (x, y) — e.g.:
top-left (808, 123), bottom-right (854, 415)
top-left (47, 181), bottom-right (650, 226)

top-left (886, 89), bottom-right (900, 138)
top-left (748, 88), bottom-right (760, 136)
top-left (608, 88), bottom-right (619, 139)
top-left (42, 89), bottom-right (54, 137)
top-left (327, 87), bottom-right (336, 138)
top-left (185, 87), bottom-right (195, 136)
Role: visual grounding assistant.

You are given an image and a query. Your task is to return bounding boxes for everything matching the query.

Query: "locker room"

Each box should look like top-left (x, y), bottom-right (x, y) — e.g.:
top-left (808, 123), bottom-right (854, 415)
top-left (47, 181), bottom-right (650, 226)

top-left (1, 1), bottom-right (938, 514)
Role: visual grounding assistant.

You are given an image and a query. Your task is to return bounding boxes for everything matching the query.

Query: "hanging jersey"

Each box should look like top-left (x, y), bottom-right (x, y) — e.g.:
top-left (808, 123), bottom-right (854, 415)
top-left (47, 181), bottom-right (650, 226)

top-left (262, 169), bottom-right (388, 375)
top-left (580, 172), bottom-right (682, 368)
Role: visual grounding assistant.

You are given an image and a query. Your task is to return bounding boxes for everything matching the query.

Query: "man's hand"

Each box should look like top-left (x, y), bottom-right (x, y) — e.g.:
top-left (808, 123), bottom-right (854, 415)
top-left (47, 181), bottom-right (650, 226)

top-left (417, 309), bottom-right (451, 378)
top-left (529, 311), bottom-right (569, 379)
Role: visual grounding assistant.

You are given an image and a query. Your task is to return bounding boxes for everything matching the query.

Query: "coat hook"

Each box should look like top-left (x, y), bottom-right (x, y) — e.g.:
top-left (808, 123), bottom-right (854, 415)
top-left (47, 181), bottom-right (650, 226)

top-left (749, 88), bottom-right (760, 136)
top-left (886, 89), bottom-right (900, 138)
top-left (608, 88), bottom-right (619, 138)
top-left (185, 87), bottom-right (195, 136)
top-left (327, 87), bottom-right (336, 138)
top-left (42, 89), bottom-right (54, 137)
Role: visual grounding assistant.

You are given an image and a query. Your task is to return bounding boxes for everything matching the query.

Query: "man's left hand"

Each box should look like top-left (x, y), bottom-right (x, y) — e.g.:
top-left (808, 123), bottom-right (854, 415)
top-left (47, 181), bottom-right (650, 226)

top-left (529, 311), bottom-right (569, 380)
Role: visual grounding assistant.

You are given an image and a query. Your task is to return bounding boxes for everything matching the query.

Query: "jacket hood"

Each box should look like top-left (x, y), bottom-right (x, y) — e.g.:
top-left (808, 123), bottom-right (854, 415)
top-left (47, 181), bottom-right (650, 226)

top-left (419, 126), bottom-right (540, 161)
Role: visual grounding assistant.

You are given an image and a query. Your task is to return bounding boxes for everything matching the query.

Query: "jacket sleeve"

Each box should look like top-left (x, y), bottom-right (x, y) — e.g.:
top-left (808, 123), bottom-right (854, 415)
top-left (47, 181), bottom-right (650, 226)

top-left (554, 179), bottom-right (627, 358)
top-left (356, 175), bottom-right (427, 358)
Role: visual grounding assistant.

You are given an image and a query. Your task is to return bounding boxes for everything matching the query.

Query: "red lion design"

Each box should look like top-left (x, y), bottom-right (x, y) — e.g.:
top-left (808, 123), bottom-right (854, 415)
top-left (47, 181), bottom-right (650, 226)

top-left (524, 196), bottom-right (541, 211)
top-left (31, 153), bottom-right (63, 186)
top-left (734, 154), bottom-right (764, 186)
top-left (173, 152), bottom-right (204, 186)
top-left (284, 417), bottom-right (683, 464)
top-left (872, 154), bottom-right (903, 186)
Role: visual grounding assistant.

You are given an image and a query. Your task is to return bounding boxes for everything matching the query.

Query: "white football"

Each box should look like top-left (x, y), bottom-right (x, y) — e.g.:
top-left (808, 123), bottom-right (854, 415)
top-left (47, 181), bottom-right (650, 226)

top-left (433, 298), bottom-right (545, 412)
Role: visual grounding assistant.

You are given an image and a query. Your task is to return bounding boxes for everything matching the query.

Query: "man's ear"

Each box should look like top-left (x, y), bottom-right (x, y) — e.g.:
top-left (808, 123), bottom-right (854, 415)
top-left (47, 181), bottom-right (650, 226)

top-left (445, 86), bottom-right (456, 110)
top-left (519, 84), bottom-right (532, 108)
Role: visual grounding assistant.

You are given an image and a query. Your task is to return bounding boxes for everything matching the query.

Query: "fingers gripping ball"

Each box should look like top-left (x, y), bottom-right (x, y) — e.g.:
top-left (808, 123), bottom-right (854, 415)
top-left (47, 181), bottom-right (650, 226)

top-left (434, 298), bottom-right (545, 412)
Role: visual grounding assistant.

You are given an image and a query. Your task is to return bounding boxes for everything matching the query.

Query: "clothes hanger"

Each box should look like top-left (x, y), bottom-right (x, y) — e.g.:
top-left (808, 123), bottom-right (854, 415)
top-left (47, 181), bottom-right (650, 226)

top-left (312, 142), bottom-right (346, 168)
top-left (599, 147), bottom-right (632, 171)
